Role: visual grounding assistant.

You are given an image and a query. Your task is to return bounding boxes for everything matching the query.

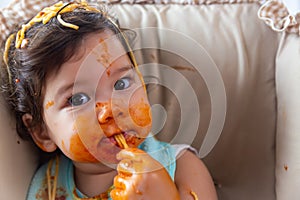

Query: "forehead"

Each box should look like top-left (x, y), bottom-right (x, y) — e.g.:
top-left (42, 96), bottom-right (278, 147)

top-left (73, 29), bottom-right (127, 66)
top-left (43, 30), bottom-right (132, 95)
top-left (47, 30), bottom-right (128, 79)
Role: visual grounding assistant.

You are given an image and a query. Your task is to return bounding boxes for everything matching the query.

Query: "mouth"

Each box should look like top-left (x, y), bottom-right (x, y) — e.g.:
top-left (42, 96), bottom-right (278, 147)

top-left (114, 133), bottom-right (128, 149)
top-left (109, 131), bottom-right (141, 148)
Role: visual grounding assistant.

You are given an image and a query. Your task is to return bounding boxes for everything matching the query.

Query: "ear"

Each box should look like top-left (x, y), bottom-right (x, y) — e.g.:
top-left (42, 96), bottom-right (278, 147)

top-left (22, 113), bottom-right (57, 152)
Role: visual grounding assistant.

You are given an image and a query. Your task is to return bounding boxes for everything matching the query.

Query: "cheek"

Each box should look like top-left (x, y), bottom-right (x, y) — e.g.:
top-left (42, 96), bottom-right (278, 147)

top-left (60, 114), bottom-right (102, 163)
top-left (128, 88), bottom-right (152, 127)
top-left (129, 101), bottom-right (152, 127)
top-left (62, 133), bottom-right (98, 163)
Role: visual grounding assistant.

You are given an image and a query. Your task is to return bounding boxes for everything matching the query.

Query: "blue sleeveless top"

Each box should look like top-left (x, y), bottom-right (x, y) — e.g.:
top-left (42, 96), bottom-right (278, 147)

top-left (26, 135), bottom-right (176, 199)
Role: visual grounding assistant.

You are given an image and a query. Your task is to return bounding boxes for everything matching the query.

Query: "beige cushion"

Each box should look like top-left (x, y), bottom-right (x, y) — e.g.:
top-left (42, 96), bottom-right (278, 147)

top-left (113, 3), bottom-right (279, 199)
top-left (2, 1), bottom-right (299, 200)
top-left (276, 32), bottom-right (300, 200)
top-left (0, 100), bottom-right (38, 199)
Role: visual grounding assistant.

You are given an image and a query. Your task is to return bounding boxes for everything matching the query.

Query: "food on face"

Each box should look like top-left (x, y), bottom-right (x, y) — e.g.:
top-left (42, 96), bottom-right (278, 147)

top-left (67, 134), bottom-right (98, 162)
top-left (114, 134), bottom-right (128, 149)
top-left (45, 100), bottom-right (55, 109)
top-left (129, 101), bottom-right (151, 127)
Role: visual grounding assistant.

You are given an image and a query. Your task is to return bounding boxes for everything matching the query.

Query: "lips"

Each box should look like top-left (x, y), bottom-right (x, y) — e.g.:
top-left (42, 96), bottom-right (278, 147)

top-left (125, 131), bottom-right (144, 147)
top-left (111, 132), bottom-right (128, 148)
top-left (108, 131), bottom-right (141, 148)
top-left (93, 130), bottom-right (144, 164)
top-left (97, 137), bottom-right (120, 155)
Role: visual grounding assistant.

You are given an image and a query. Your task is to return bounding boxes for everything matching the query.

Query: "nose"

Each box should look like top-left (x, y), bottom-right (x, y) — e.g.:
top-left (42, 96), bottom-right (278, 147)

top-left (96, 102), bottom-right (112, 124)
top-left (96, 102), bottom-right (121, 137)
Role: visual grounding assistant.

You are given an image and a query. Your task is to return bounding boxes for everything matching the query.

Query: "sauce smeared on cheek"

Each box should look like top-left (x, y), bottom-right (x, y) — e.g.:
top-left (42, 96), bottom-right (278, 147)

top-left (129, 101), bottom-right (151, 127)
top-left (106, 68), bottom-right (111, 76)
top-left (62, 116), bottom-right (101, 163)
top-left (68, 133), bottom-right (98, 162)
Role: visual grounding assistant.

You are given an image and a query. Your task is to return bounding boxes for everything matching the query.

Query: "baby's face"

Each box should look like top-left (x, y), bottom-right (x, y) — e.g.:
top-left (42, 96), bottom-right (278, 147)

top-left (41, 30), bottom-right (152, 164)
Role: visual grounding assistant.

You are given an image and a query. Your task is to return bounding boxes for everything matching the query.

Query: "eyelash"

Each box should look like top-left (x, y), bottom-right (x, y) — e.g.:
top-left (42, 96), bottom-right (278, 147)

top-left (114, 76), bottom-right (133, 91)
top-left (66, 92), bottom-right (90, 107)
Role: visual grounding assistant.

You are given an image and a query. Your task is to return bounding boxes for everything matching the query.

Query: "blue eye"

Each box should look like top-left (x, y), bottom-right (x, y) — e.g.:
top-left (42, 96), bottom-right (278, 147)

top-left (114, 77), bottom-right (131, 90)
top-left (68, 93), bottom-right (90, 106)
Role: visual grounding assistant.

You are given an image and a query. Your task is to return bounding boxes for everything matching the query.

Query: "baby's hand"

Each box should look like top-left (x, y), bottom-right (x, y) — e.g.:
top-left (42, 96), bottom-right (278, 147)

top-left (110, 148), bottom-right (180, 200)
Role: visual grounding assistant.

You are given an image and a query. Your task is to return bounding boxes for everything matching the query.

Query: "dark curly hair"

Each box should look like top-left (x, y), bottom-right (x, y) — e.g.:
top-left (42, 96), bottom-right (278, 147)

top-left (0, 3), bottom-right (133, 144)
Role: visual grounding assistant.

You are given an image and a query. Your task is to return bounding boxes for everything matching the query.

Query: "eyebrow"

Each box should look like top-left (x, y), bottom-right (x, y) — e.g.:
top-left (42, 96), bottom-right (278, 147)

top-left (54, 64), bottom-right (134, 100)
top-left (108, 64), bottom-right (134, 77)
top-left (55, 82), bottom-right (75, 101)
top-left (55, 65), bottom-right (133, 95)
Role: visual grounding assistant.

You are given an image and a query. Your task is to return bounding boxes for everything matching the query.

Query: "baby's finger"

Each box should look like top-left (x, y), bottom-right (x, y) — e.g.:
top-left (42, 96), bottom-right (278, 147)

top-left (113, 175), bottom-right (127, 189)
top-left (110, 188), bottom-right (127, 200)
top-left (112, 175), bottom-right (133, 200)
top-left (117, 159), bottom-right (137, 174)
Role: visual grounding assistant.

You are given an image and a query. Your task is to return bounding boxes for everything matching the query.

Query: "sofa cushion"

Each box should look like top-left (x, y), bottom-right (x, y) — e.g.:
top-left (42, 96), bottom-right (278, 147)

top-left (0, 99), bottom-right (38, 199)
top-left (111, 2), bottom-right (279, 200)
top-left (275, 32), bottom-right (300, 200)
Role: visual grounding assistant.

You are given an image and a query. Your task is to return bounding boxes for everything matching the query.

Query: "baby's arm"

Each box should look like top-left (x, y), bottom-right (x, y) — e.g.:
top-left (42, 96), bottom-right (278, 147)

top-left (175, 150), bottom-right (218, 200)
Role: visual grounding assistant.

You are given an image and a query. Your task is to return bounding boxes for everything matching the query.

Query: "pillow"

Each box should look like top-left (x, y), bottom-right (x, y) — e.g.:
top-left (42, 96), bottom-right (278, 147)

top-left (111, 2), bottom-right (279, 199)
top-left (275, 32), bottom-right (300, 200)
top-left (0, 0), bottom-right (60, 42)
top-left (258, 1), bottom-right (300, 198)
top-left (0, 99), bottom-right (38, 199)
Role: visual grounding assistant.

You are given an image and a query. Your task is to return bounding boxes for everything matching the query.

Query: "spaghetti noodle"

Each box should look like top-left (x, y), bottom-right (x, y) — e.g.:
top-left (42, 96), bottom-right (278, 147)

top-left (46, 156), bottom-right (59, 200)
top-left (190, 190), bottom-right (199, 200)
top-left (114, 134), bottom-right (128, 149)
top-left (14, 1), bottom-right (100, 48)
